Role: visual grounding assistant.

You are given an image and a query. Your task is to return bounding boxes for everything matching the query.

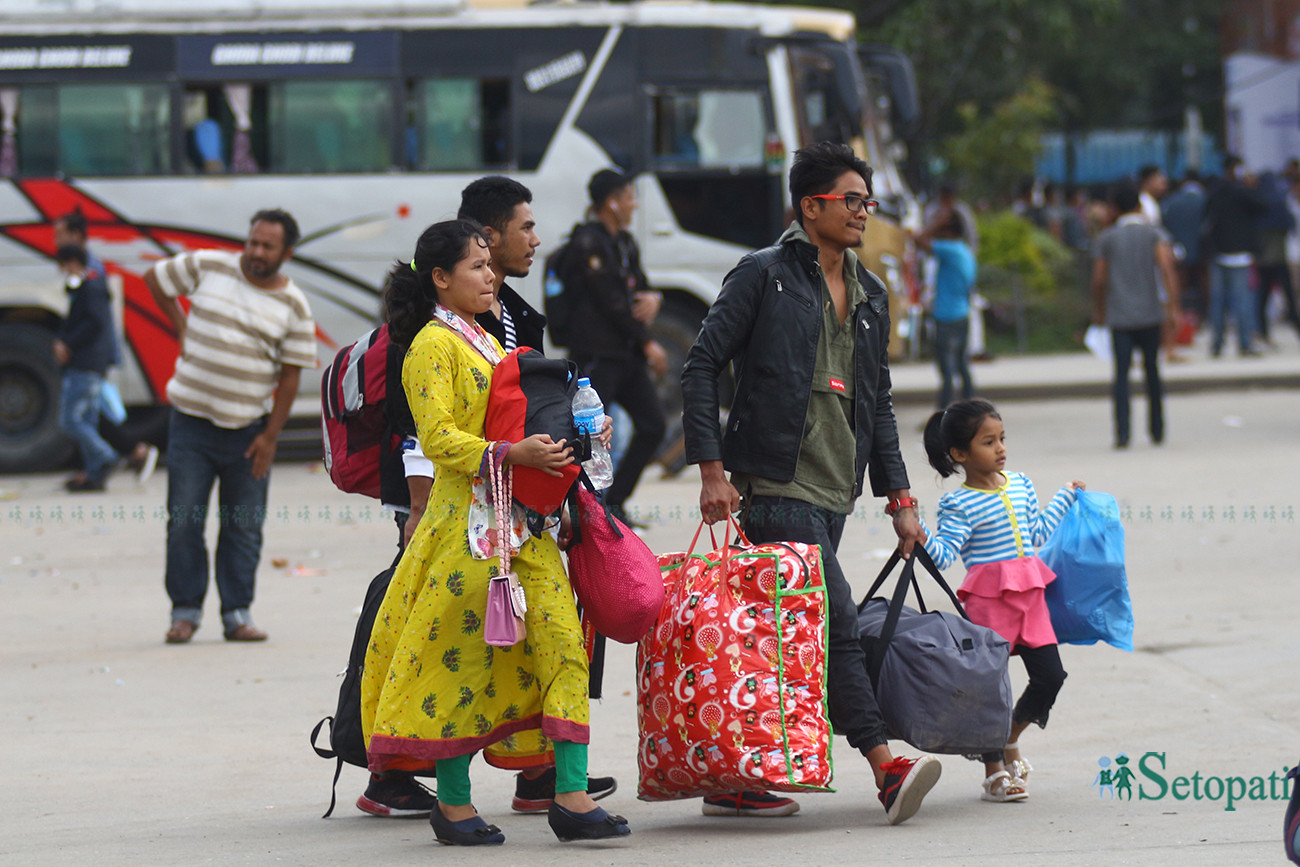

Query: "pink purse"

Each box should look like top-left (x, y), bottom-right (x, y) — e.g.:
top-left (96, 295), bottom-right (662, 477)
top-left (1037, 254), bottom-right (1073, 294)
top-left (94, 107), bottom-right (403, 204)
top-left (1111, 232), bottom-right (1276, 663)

top-left (484, 453), bottom-right (527, 647)
top-left (566, 481), bottom-right (664, 644)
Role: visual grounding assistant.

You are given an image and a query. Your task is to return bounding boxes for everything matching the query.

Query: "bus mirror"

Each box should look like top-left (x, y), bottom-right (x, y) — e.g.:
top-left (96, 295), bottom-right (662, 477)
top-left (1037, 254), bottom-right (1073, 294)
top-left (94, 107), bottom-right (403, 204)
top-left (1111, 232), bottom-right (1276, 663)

top-left (858, 44), bottom-right (920, 141)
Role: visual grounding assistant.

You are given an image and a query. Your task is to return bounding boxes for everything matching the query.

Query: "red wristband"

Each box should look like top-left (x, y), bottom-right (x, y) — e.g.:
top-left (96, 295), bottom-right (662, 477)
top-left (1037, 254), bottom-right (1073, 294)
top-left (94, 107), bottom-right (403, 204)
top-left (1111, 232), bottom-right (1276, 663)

top-left (885, 496), bottom-right (918, 516)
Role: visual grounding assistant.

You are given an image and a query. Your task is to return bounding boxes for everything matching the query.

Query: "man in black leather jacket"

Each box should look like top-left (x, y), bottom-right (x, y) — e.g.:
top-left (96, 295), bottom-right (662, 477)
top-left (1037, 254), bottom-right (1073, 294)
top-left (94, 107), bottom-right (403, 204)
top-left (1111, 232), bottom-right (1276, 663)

top-left (682, 141), bottom-right (940, 825)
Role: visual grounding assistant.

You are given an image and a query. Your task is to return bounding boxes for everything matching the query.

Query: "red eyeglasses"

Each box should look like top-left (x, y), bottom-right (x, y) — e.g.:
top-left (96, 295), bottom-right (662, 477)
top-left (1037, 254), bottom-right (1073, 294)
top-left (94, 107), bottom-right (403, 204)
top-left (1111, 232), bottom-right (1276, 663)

top-left (808, 194), bottom-right (878, 215)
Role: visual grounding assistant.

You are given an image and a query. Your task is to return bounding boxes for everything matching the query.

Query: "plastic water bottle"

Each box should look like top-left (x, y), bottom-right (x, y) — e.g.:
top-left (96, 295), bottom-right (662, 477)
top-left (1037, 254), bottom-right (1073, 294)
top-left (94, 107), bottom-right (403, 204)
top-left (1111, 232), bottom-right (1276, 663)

top-left (572, 377), bottom-right (614, 490)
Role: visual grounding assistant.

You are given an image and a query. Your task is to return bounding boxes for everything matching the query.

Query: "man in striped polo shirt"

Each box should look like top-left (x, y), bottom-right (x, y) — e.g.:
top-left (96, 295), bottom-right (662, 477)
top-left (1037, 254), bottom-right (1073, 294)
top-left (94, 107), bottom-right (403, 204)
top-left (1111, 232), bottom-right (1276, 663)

top-left (146, 209), bottom-right (316, 644)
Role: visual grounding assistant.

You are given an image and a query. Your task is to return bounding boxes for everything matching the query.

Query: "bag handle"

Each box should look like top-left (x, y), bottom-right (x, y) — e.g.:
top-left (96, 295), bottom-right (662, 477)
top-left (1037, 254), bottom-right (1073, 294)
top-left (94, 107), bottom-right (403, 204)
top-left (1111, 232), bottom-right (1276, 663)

top-left (663, 515), bottom-right (737, 612)
top-left (492, 450), bottom-right (513, 579)
top-left (859, 546), bottom-right (966, 616)
top-left (861, 546), bottom-right (970, 685)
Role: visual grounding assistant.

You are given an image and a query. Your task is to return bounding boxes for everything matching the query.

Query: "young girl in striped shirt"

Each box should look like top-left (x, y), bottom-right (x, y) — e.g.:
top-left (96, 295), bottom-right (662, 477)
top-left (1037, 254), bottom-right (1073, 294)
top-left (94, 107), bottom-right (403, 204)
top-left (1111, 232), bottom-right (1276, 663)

top-left (920, 399), bottom-right (1084, 804)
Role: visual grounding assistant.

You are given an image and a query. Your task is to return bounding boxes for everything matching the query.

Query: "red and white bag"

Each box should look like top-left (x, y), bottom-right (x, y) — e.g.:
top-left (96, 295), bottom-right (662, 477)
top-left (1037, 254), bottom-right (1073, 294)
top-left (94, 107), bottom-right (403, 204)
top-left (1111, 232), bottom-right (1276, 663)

top-left (320, 325), bottom-right (397, 498)
top-left (636, 518), bottom-right (833, 800)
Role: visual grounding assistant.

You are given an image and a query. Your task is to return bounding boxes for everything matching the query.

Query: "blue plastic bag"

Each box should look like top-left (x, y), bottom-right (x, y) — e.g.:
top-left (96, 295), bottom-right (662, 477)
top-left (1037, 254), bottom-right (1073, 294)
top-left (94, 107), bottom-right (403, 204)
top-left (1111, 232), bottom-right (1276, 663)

top-left (1039, 490), bottom-right (1133, 651)
top-left (99, 381), bottom-right (127, 426)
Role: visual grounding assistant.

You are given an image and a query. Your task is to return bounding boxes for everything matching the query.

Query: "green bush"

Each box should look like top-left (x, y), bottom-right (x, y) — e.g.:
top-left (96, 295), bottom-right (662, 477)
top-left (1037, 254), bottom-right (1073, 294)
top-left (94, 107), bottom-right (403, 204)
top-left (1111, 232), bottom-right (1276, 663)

top-left (974, 211), bottom-right (1091, 354)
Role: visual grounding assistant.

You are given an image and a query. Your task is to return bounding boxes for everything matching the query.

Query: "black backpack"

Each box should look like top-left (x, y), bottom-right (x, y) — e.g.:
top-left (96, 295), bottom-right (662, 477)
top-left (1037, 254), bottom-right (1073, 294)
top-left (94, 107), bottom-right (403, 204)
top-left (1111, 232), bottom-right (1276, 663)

top-left (541, 226), bottom-right (582, 348)
top-left (310, 565), bottom-right (401, 817)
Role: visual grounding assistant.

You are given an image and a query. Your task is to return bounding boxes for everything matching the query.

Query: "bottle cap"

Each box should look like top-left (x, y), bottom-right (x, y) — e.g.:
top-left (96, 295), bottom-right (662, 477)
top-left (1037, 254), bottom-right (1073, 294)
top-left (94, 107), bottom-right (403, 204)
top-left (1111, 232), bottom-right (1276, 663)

top-left (577, 377), bottom-right (591, 388)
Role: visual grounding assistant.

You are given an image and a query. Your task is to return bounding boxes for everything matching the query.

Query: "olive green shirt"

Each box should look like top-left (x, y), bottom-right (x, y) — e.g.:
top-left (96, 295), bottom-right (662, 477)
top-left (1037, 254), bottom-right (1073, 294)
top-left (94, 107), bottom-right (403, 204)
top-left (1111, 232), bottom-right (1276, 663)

top-left (732, 223), bottom-right (866, 514)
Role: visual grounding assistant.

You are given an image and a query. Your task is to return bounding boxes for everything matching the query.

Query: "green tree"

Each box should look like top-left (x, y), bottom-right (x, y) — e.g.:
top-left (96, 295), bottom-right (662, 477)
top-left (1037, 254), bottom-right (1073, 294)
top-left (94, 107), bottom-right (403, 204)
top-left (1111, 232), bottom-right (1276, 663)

top-left (943, 79), bottom-right (1056, 202)
top-left (862, 0), bottom-right (1224, 184)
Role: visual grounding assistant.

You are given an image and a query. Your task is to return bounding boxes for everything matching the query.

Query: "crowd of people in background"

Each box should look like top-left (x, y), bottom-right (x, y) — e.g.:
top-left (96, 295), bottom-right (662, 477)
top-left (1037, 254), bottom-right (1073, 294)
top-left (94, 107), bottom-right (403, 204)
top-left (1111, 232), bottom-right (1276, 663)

top-left (921, 155), bottom-right (1300, 447)
top-left (1004, 157), bottom-right (1300, 354)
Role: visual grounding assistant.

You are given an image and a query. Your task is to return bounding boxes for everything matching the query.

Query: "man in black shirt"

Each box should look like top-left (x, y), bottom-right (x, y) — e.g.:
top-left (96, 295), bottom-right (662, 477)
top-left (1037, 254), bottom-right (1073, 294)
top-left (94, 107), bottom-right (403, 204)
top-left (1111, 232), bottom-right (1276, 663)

top-left (458, 176), bottom-right (548, 351)
top-left (1203, 155), bottom-right (1267, 357)
top-left (53, 245), bottom-right (118, 492)
top-left (561, 170), bottom-right (668, 525)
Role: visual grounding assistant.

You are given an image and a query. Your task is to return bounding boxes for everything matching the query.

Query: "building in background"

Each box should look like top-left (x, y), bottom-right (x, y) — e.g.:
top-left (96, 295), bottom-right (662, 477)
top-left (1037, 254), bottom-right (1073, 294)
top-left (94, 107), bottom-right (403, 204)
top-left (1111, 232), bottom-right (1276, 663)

top-left (1224, 0), bottom-right (1300, 171)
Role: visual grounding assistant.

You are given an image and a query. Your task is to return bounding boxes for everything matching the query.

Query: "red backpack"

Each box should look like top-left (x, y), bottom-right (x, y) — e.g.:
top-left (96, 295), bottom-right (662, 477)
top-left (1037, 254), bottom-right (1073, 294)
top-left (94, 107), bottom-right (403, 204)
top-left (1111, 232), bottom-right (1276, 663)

top-left (321, 325), bottom-right (399, 498)
top-left (485, 347), bottom-right (583, 519)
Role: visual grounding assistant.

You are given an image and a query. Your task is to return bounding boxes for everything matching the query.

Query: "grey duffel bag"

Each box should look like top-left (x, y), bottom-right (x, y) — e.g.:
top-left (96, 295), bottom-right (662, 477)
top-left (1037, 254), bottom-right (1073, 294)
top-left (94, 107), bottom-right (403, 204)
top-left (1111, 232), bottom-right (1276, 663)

top-left (857, 548), bottom-right (1013, 755)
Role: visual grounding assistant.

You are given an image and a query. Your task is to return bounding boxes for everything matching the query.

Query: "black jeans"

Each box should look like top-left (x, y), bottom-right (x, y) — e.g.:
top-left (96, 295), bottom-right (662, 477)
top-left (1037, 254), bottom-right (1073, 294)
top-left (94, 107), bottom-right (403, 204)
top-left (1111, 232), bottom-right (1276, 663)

top-left (742, 496), bottom-right (889, 754)
top-left (981, 643), bottom-right (1067, 762)
top-left (571, 354), bottom-right (666, 510)
top-left (1110, 325), bottom-right (1163, 446)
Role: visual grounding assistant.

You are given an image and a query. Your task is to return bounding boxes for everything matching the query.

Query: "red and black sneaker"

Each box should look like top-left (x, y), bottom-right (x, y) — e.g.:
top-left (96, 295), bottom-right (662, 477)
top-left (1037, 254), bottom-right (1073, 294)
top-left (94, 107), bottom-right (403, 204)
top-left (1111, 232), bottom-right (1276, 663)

top-left (511, 767), bottom-right (618, 814)
top-left (356, 773), bottom-right (437, 818)
top-left (878, 755), bottom-right (941, 825)
top-left (701, 791), bottom-right (800, 817)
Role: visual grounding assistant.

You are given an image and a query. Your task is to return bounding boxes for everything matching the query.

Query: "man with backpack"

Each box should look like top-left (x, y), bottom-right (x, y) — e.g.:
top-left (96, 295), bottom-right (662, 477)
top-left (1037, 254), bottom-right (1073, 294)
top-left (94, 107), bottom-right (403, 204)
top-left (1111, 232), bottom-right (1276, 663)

top-left (554, 169), bottom-right (668, 528)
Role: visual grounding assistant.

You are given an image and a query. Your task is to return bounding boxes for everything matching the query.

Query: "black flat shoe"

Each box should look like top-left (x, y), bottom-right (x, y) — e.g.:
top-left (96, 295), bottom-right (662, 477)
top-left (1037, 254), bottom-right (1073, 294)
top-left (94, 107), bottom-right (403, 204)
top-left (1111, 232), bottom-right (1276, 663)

top-left (547, 802), bottom-right (630, 842)
top-left (429, 799), bottom-right (504, 846)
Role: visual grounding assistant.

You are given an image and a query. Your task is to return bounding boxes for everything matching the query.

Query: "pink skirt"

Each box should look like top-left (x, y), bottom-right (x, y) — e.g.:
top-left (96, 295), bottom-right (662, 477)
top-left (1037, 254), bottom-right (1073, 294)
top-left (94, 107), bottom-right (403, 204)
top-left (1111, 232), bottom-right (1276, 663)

top-left (957, 556), bottom-right (1058, 652)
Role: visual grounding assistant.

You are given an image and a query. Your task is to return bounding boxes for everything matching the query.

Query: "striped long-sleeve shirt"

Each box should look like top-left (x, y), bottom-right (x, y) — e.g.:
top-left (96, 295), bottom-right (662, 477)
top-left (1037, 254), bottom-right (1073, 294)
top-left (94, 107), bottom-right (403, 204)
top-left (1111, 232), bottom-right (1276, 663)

top-left (922, 472), bottom-right (1077, 570)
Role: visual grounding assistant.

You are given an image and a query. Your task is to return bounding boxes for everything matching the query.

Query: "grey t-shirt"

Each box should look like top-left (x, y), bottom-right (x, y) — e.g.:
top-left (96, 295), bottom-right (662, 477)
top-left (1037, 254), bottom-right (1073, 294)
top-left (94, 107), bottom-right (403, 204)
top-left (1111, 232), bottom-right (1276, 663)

top-left (1094, 217), bottom-right (1169, 329)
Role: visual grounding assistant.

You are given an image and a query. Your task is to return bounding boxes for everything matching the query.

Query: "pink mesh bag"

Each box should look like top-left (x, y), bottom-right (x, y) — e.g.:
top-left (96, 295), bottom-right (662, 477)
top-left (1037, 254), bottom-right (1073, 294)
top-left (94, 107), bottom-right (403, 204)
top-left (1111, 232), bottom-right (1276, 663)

top-left (566, 484), bottom-right (664, 644)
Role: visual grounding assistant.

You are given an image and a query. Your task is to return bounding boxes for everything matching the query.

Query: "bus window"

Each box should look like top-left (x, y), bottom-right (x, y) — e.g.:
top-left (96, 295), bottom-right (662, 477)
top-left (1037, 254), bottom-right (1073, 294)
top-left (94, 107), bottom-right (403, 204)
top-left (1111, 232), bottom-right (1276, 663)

top-left (269, 80), bottom-right (394, 173)
top-left (651, 88), bottom-right (767, 169)
top-left (413, 77), bottom-right (510, 171)
top-left (183, 89), bottom-right (229, 174)
top-left (649, 86), bottom-right (780, 250)
top-left (13, 85), bottom-right (57, 176)
top-left (16, 83), bottom-right (170, 177)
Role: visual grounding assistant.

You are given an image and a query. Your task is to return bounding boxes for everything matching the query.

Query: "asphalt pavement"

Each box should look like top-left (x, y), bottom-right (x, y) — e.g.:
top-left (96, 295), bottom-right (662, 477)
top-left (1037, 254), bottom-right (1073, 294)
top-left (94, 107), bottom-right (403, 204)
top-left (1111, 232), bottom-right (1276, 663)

top-left (1, 337), bottom-right (1297, 866)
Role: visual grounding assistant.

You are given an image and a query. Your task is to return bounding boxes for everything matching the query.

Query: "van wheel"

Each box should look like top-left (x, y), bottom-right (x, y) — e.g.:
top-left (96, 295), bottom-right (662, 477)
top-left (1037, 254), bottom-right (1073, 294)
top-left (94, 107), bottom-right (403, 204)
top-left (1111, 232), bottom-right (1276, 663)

top-left (0, 323), bottom-right (74, 473)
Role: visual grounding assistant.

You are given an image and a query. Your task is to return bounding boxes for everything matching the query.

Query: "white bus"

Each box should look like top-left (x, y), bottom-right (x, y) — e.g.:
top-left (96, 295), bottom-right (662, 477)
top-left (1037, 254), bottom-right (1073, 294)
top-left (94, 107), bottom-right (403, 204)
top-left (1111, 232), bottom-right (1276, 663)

top-left (0, 0), bottom-right (919, 472)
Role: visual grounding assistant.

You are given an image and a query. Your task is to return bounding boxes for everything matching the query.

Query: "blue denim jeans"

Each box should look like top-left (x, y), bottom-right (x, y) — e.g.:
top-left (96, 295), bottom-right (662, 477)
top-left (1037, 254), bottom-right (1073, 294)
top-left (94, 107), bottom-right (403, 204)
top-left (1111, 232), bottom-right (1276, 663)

top-left (164, 410), bottom-right (269, 631)
top-left (1208, 263), bottom-right (1257, 354)
top-left (741, 495), bottom-right (889, 754)
top-left (933, 317), bottom-right (972, 409)
top-left (59, 368), bottom-right (118, 481)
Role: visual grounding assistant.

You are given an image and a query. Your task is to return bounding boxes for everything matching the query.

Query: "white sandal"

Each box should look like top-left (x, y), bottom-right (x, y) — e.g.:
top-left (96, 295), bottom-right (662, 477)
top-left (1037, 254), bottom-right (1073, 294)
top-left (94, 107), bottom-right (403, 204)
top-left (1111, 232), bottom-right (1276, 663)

top-left (1004, 742), bottom-right (1033, 786)
top-left (981, 770), bottom-right (1028, 802)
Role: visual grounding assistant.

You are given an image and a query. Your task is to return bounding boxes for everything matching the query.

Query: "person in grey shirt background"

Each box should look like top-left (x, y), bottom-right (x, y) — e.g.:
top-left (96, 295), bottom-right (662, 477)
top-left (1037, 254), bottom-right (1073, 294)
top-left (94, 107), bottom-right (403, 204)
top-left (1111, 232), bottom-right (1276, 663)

top-left (1091, 181), bottom-right (1179, 449)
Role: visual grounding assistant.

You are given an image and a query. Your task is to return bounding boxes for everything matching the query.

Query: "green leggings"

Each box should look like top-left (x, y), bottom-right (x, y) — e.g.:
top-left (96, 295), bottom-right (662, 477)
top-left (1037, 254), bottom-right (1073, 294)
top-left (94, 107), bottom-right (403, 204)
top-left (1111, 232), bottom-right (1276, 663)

top-left (436, 741), bottom-right (588, 806)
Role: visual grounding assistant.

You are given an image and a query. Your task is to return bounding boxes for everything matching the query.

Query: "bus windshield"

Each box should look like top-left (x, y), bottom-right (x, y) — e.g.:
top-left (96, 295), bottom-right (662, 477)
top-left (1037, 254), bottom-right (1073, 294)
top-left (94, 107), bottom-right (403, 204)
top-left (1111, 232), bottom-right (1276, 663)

top-left (787, 39), bottom-right (865, 148)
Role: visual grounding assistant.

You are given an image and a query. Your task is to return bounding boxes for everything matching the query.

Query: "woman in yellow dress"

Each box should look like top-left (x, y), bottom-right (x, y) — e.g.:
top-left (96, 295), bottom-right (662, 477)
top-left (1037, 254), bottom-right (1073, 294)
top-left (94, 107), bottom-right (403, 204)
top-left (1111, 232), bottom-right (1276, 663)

top-left (361, 220), bottom-right (630, 845)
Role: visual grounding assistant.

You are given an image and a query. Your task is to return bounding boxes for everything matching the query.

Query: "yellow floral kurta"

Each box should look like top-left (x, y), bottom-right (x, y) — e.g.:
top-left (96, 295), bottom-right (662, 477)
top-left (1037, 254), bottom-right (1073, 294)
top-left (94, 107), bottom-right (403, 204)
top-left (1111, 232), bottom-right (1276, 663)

top-left (362, 322), bottom-right (589, 774)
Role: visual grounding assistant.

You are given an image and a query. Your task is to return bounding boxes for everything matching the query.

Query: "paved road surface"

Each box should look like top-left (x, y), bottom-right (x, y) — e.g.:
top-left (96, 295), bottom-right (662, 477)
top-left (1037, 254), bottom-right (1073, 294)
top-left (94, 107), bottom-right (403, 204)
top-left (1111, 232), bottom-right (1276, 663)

top-left (1, 386), bottom-right (1297, 865)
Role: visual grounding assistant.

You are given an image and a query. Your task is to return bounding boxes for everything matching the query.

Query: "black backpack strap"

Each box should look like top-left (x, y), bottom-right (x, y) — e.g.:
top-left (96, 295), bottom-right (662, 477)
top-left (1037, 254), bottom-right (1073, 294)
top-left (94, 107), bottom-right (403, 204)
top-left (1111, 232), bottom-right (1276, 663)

top-left (310, 716), bottom-right (344, 819)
